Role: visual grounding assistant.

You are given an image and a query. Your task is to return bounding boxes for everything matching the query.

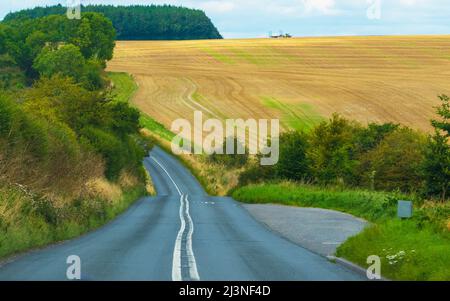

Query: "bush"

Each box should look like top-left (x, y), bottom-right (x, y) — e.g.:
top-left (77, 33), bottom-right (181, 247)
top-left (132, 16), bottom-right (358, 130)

top-left (307, 114), bottom-right (362, 185)
top-left (0, 94), bottom-right (49, 160)
top-left (361, 128), bottom-right (427, 193)
top-left (81, 127), bottom-right (127, 181)
top-left (276, 131), bottom-right (311, 181)
top-left (33, 44), bottom-right (86, 83)
top-left (207, 137), bottom-right (249, 168)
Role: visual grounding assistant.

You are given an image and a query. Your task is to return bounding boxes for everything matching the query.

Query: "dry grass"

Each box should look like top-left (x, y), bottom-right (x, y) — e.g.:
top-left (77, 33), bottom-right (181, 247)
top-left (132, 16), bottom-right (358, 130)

top-left (140, 128), bottom-right (240, 196)
top-left (108, 35), bottom-right (450, 133)
top-left (84, 178), bottom-right (123, 204)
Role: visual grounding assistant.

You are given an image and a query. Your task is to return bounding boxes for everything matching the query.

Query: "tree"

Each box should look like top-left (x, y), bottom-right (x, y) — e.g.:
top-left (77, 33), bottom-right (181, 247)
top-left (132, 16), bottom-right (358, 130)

top-left (361, 128), bottom-right (427, 192)
top-left (423, 95), bottom-right (450, 201)
top-left (0, 25), bottom-right (6, 54)
top-left (432, 95), bottom-right (450, 136)
top-left (423, 131), bottom-right (450, 201)
top-left (3, 13), bottom-right (115, 79)
top-left (70, 13), bottom-right (116, 64)
top-left (276, 131), bottom-right (311, 181)
top-left (4, 5), bottom-right (222, 40)
top-left (307, 114), bottom-right (362, 185)
top-left (355, 122), bottom-right (399, 154)
top-left (33, 44), bottom-right (86, 82)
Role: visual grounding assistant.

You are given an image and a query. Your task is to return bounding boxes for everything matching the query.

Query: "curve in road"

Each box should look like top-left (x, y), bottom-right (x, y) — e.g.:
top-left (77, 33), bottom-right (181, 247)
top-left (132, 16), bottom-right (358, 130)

top-left (0, 147), bottom-right (363, 281)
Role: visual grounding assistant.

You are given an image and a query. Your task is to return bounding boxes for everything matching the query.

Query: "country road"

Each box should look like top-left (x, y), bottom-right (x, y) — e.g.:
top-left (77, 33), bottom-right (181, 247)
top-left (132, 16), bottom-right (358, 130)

top-left (0, 147), bottom-right (363, 281)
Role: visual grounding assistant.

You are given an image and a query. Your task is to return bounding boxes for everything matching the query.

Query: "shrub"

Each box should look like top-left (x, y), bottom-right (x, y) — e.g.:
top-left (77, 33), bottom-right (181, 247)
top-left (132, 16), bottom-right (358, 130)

top-left (207, 137), bottom-right (249, 168)
top-left (423, 95), bottom-right (450, 201)
top-left (276, 131), bottom-right (311, 181)
top-left (81, 126), bottom-right (127, 181)
top-left (33, 44), bottom-right (86, 83)
top-left (307, 113), bottom-right (362, 185)
top-left (361, 128), bottom-right (427, 193)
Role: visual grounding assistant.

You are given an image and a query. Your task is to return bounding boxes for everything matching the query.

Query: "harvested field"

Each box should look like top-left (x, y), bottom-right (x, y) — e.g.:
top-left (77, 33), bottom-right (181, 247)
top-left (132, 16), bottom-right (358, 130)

top-left (108, 36), bottom-right (450, 132)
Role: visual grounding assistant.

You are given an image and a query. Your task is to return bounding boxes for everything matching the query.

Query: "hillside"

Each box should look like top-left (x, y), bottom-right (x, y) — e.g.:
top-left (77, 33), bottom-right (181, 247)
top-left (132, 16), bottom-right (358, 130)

top-left (3, 4), bottom-right (222, 40)
top-left (107, 36), bottom-right (450, 132)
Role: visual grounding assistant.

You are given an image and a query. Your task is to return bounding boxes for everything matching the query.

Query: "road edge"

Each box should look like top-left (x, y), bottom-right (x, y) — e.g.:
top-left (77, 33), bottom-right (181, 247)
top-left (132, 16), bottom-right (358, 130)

top-left (327, 255), bottom-right (390, 281)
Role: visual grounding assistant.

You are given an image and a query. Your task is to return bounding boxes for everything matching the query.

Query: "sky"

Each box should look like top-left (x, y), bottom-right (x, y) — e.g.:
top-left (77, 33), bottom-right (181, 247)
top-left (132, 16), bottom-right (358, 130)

top-left (1, 0), bottom-right (450, 38)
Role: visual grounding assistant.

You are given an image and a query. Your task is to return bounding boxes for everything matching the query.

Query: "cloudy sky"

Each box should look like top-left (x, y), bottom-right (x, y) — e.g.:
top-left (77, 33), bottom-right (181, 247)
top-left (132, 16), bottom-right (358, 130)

top-left (1, 0), bottom-right (450, 38)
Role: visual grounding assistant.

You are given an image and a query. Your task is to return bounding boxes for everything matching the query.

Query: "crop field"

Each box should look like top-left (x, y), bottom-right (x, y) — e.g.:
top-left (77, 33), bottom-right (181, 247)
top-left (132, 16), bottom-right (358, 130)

top-left (107, 35), bottom-right (450, 133)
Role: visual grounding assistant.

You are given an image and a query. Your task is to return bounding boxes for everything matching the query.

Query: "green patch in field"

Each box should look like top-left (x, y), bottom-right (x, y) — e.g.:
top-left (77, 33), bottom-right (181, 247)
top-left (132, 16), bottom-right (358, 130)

top-left (108, 72), bottom-right (175, 142)
top-left (229, 48), bottom-right (266, 65)
top-left (107, 72), bottom-right (138, 103)
top-left (140, 114), bottom-right (175, 142)
top-left (200, 48), bottom-right (235, 65)
top-left (261, 96), bottom-right (323, 131)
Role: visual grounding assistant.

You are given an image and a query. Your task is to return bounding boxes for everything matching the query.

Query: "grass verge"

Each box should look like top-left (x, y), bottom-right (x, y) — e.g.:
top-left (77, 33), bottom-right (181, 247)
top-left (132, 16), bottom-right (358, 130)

top-left (232, 182), bottom-right (450, 281)
top-left (0, 184), bottom-right (146, 260)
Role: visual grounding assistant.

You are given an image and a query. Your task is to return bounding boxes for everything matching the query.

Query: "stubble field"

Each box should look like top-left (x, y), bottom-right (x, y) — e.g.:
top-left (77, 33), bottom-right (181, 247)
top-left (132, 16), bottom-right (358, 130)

top-left (107, 35), bottom-right (450, 133)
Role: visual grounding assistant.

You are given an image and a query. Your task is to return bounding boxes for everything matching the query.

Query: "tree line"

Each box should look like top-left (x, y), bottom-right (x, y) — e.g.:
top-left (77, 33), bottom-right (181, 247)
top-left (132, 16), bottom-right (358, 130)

top-left (3, 4), bottom-right (223, 40)
top-left (225, 98), bottom-right (450, 201)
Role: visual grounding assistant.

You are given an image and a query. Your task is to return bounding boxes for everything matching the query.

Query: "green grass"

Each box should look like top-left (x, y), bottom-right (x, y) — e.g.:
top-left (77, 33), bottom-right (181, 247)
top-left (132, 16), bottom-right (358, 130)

top-left (232, 182), bottom-right (450, 280)
top-left (337, 219), bottom-right (450, 281)
top-left (108, 72), bottom-right (138, 103)
top-left (229, 48), bottom-right (266, 65)
top-left (200, 48), bottom-right (235, 65)
top-left (0, 185), bottom-right (146, 260)
top-left (140, 113), bottom-right (176, 142)
top-left (108, 72), bottom-right (175, 142)
top-left (232, 182), bottom-right (401, 221)
top-left (261, 96), bottom-right (323, 131)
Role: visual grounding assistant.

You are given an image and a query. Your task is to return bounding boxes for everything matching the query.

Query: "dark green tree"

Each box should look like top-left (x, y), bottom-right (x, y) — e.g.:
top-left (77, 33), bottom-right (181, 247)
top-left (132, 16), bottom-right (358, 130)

top-left (33, 44), bottom-right (86, 82)
top-left (424, 95), bottom-right (450, 201)
top-left (276, 131), bottom-right (311, 181)
top-left (4, 4), bottom-right (222, 40)
top-left (361, 128), bottom-right (427, 192)
top-left (432, 95), bottom-right (450, 136)
top-left (307, 114), bottom-right (362, 185)
top-left (423, 131), bottom-right (450, 201)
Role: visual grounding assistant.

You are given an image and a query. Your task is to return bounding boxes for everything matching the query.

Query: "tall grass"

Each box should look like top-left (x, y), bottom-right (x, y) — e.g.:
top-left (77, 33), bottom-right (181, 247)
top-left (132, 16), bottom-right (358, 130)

top-left (0, 184), bottom-right (146, 259)
top-left (232, 182), bottom-right (403, 221)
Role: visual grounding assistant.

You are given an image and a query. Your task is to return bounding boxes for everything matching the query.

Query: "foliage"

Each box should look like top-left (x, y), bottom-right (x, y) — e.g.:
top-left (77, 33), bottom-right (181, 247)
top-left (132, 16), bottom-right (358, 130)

top-left (2, 13), bottom-right (115, 80)
top-left (232, 182), bottom-right (450, 280)
top-left (360, 128), bottom-right (427, 193)
top-left (33, 44), bottom-right (86, 82)
top-left (432, 95), bottom-right (450, 136)
top-left (423, 95), bottom-right (450, 201)
top-left (207, 137), bottom-right (249, 168)
top-left (307, 113), bottom-right (362, 185)
top-left (276, 131), bottom-right (311, 181)
top-left (0, 9), bottom-right (148, 262)
top-left (4, 4), bottom-right (222, 40)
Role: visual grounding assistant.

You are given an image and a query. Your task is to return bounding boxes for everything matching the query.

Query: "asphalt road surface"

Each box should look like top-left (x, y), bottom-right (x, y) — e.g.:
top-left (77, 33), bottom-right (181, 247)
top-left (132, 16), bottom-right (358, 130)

top-left (0, 147), bottom-right (363, 281)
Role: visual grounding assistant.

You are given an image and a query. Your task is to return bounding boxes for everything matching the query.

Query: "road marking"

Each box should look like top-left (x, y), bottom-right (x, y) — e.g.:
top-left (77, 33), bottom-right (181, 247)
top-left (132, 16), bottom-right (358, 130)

top-left (150, 156), bottom-right (182, 196)
top-left (172, 194), bottom-right (185, 281)
top-left (149, 156), bottom-right (199, 281)
top-left (185, 195), bottom-right (200, 280)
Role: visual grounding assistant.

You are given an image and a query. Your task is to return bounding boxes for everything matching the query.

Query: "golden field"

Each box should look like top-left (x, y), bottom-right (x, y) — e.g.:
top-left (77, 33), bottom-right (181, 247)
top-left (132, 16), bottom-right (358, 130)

top-left (107, 35), bottom-right (450, 132)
